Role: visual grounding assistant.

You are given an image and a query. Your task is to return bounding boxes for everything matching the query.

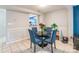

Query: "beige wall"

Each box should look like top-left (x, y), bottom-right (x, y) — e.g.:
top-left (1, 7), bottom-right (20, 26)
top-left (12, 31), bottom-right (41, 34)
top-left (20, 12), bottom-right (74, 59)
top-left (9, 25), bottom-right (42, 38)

top-left (6, 10), bottom-right (44, 44)
top-left (7, 11), bottom-right (30, 43)
top-left (0, 6), bottom-right (43, 44)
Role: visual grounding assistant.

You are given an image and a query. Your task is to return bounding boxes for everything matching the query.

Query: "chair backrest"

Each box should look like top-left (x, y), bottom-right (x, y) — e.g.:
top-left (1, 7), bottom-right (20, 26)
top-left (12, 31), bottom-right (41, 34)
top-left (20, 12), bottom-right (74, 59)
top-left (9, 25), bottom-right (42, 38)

top-left (46, 27), bottom-right (52, 37)
top-left (32, 27), bottom-right (40, 39)
top-left (51, 30), bottom-right (57, 43)
top-left (28, 29), bottom-right (35, 43)
top-left (32, 27), bottom-right (37, 33)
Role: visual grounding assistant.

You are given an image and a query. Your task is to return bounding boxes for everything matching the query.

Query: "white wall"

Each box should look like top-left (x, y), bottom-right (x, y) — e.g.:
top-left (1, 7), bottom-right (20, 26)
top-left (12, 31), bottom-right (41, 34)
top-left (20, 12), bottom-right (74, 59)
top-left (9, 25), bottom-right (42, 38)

top-left (44, 6), bottom-right (73, 39)
top-left (1, 6), bottom-right (73, 44)
top-left (66, 6), bottom-right (73, 38)
top-left (45, 9), bottom-right (68, 36)
top-left (0, 9), bottom-right (6, 52)
top-left (39, 14), bottom-right (45, 24)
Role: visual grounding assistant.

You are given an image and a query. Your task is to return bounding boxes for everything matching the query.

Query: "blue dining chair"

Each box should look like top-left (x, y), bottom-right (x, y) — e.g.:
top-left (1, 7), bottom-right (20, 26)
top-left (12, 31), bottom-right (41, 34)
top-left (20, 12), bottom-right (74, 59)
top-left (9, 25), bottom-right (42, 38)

top-left (32, 27), bottom-right (38, 33)
top-left (28, 29), bottom-right (42, 52)
top-left (32, 27), bottom-right (43, 40)
top-left (45, 30), bottom-right (57, 53)
top-left (45, 27), bottom-right (52, 38)
top-left (51, 30), bottom-right (57, 49)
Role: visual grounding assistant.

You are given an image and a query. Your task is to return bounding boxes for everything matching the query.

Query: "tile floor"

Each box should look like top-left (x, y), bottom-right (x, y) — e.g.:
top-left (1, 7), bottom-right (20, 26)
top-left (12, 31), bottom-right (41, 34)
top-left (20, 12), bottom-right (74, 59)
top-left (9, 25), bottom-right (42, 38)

top-left (1, 39), bottom-right (79, 53)
top-left (2, 39), bottom-right (30, 53)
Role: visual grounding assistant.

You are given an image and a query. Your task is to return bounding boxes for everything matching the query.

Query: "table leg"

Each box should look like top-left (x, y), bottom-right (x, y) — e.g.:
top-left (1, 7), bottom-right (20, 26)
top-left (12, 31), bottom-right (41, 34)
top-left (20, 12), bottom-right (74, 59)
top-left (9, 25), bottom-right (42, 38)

top-left (51, 39), bottom-right (53, 53)
top-left (42, 37), bottom-right (44, 48)
top-left (42, 39), bottom-right (44, 48)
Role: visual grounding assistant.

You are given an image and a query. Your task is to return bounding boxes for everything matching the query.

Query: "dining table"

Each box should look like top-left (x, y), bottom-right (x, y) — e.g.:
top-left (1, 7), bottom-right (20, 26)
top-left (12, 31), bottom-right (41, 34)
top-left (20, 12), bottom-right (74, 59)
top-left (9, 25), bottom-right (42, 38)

top-left (37, 31), bottom-right (50, 48)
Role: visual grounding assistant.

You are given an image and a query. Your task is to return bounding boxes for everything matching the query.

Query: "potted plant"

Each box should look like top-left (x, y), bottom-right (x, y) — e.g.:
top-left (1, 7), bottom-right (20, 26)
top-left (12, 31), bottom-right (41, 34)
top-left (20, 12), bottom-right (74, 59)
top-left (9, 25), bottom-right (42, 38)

top-left (39, 23), bottom-right (46, 35)
top-left (51, 23), bottom-right (59, 40)
top-left (51, 23), bottom-right (58, 31)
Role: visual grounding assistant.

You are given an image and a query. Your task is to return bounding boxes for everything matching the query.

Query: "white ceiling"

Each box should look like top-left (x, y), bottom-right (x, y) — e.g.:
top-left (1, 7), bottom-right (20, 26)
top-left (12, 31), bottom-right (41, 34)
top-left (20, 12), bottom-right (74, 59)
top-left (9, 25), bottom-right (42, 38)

top-left (16, 5), bottom-right (66, 13)
top-left (0, 5), bottom-right (68, 14)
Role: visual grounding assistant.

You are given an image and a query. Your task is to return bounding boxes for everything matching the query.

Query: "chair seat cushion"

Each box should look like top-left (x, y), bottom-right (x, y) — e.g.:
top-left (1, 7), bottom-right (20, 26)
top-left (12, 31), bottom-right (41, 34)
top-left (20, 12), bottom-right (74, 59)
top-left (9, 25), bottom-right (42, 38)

top-left (35, 38), bottom-right (42, 44)
top-left (45, 39), bottom-right (51, 43)
top-left (35, 38), bottom-right (48, 45)
top-left (45, 39), bottom-right (55, 44)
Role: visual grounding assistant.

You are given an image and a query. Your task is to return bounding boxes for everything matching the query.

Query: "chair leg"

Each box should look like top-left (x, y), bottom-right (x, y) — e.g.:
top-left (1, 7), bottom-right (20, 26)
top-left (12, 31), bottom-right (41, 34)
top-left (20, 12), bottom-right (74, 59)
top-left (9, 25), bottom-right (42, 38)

top-left (30, 41), bottom-right (32, 48)
top-left (34, 44), bottom-right (36, 53)
top-left (51, 43), bottom-right (53, 53)
top-left (54, 42), bottom-right (56, 49)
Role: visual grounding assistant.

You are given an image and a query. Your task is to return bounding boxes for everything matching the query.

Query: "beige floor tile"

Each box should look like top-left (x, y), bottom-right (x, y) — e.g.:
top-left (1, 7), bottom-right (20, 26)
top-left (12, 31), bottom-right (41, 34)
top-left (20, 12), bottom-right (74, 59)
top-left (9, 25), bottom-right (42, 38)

top-left (2, 46), bottom-right (11, 53)
top-left (17, 42), bottom-right (26, 51)
top-left (56, 40), bottom-right (76, 52)
top-left (10, 43), bottom-right (20, 52)
top-left (23, 41), bottom-right (30, 49)
top-left (2, 39), bottom-right (79, 53)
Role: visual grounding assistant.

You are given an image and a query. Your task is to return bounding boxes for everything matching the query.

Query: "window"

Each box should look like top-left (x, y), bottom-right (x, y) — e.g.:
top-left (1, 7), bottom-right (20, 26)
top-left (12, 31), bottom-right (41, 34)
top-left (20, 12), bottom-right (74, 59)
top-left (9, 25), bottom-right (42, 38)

top-left (28, 14), bottom-right (38, 26)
